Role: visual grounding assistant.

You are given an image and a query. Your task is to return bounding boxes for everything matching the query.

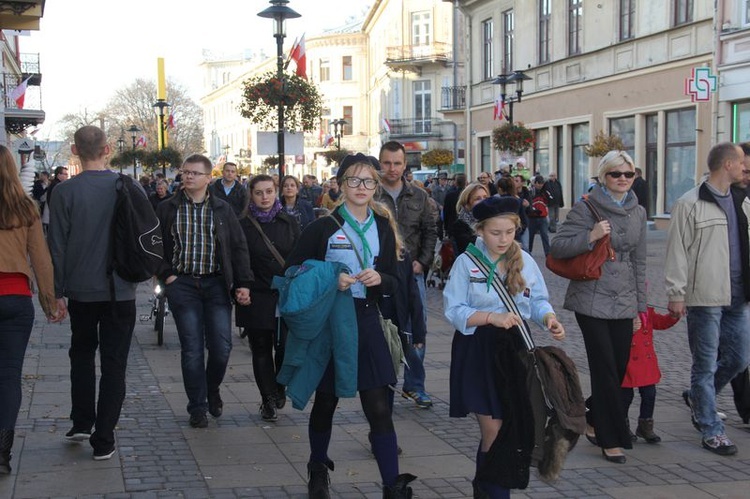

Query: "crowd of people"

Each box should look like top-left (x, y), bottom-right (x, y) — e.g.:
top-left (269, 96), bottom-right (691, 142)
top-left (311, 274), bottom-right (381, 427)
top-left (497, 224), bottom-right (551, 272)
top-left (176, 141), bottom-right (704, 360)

top-left (2, 125), bottom-right (750, 499)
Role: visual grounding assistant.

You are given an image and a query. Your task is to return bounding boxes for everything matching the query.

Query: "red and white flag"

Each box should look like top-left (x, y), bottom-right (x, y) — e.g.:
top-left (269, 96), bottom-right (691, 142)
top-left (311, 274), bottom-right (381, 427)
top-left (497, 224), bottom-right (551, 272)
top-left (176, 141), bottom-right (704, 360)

top-left (166, 113), bottom-right (175, 130)
top-left (492, 94), bottom-right (506, 121)
top-left (289, 33), bottom-right (307, 79)
top-left (382, 118), bottom-right (391, 134)
top-left (323, 134), bottom-right (334, 147)
top-left (9, 76), bottom-right (31, 109)
top-left (136, 135), bottom-right (147, 148)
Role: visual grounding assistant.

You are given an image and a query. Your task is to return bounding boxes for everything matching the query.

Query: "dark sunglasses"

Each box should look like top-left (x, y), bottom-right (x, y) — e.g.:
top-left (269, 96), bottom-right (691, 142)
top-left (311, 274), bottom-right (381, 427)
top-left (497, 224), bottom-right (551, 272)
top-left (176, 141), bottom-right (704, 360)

top-left (606, 171), bottom-right (636, 179)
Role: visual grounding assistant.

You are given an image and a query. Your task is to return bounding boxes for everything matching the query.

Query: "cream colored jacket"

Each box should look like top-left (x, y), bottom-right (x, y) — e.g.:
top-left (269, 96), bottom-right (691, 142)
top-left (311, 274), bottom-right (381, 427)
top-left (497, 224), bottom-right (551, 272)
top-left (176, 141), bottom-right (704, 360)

top-left (665, 182), bottom-right (750, 307)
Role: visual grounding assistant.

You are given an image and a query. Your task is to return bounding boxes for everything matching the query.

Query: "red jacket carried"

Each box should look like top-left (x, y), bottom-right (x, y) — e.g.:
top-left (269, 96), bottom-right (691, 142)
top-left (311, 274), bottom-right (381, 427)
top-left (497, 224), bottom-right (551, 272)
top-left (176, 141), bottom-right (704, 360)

top-left (622, 307), bottom-right (679, 388)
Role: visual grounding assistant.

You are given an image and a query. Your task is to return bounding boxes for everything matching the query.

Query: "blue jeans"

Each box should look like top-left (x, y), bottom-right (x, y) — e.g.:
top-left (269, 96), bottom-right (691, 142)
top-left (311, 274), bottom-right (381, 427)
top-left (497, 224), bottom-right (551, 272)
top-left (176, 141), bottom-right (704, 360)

top-left (403, 274), bottom-right (428, 393)
top-left (166, 275), bottom-right (232, 416)
top-left (0, 296), bottom-right (34, 430)
top-left (527, 217), bottom-right (550, 255)
top-left (687, 299), bottom-right (750, 438)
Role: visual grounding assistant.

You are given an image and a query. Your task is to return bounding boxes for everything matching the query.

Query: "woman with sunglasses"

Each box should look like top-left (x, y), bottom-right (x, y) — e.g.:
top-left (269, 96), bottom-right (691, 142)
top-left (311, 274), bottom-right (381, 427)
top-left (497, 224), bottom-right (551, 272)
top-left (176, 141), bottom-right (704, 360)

top-left (550, 150), bottom-right (647, 464)
top-left (285, 153), bottom-right (416, 498)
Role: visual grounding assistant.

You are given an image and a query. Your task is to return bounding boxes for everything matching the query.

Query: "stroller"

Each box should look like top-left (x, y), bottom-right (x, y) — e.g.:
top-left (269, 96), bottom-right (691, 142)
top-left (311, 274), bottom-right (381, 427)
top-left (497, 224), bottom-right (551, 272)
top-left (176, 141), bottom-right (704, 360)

top-left (426, 237), bottom-right (455, 290)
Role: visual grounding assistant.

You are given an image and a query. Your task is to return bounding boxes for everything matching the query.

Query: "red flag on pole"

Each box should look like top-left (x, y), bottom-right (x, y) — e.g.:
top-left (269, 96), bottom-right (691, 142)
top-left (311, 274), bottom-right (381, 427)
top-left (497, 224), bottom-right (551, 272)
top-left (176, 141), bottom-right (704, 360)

top-left (289, 33), bottom-right (307, 79)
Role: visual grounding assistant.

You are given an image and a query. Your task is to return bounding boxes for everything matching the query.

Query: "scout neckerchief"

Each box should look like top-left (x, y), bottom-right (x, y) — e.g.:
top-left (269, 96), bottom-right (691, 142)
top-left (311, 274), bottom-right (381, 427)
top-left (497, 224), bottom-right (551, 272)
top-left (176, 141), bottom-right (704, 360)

top-left (339, 205), bottom-right (375, 268)
top-left (466, 242), bottom-right (506, 293)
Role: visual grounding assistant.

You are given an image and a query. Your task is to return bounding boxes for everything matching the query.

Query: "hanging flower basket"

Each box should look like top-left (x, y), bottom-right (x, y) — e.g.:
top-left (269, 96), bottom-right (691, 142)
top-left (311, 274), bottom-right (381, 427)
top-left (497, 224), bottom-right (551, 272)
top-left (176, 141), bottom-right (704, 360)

top-left (584, 130), bottom-right (624, 158)
top-left (240, 71), bottom-right (323, 133)
top-left (492, 122), bottom-right (535, 155)
top-left (422, 148), bottom-right (454, 168)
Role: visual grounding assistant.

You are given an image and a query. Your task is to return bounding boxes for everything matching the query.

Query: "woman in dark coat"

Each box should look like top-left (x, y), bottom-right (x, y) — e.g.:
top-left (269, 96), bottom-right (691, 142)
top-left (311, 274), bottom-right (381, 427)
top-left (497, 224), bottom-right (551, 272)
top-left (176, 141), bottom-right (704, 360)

top-left (549, 150), bottom-right (647, 464)
top-left (280, 175), bottom-right (315, 229)
top-left (236, 174), bottom-right (300, 423)
top-left (450, 181), bottom-right (489, 255)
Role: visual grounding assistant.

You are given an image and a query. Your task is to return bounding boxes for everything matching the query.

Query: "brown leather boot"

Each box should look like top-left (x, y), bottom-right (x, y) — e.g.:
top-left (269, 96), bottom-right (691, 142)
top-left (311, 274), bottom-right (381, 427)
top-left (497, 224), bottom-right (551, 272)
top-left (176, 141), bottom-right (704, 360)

top-left (635, 418), bottom-right (661, 443)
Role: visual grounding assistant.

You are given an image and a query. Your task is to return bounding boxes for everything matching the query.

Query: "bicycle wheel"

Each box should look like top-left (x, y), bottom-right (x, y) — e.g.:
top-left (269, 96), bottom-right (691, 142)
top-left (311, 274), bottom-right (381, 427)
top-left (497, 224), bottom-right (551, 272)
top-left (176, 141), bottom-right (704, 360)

top-left (155, 296), bottom-right (166, 346)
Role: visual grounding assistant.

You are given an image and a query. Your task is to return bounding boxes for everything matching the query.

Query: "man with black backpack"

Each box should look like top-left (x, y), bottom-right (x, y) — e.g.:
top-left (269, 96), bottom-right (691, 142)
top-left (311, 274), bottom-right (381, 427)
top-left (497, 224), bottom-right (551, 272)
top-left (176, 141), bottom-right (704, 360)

top-left (48, 126), bottom-right (149, 461)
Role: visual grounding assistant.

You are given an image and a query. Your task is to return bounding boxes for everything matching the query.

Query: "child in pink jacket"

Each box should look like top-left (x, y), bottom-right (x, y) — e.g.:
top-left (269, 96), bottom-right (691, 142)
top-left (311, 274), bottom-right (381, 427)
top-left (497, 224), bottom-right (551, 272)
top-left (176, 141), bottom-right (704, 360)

top-left (622, 306), bottom-right (679, 443)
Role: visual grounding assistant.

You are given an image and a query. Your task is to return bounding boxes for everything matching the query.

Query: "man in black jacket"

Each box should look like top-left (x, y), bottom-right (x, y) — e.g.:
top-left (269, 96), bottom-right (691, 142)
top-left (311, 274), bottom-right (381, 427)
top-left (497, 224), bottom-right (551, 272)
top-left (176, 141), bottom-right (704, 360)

top-left (544, 172), bottom-right (564, 233)
top-left (208, 161), bottom-right (247, 217)
top-left (631, 168), bottom-right (648, 214)
top-left (156, 154), bottom-right (253, 429)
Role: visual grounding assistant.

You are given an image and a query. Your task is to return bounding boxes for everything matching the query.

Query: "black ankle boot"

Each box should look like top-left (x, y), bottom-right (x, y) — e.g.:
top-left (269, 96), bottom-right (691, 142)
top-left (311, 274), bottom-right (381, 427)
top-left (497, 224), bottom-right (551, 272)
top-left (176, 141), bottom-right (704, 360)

top-left (382, 473), bottom-right (417, 498)
top-left (0, 429), bottom-right (14, 475)
top-left (472, 479), bottom-right (490, 499)
top-left (307, 459), bottom-right (334, 499)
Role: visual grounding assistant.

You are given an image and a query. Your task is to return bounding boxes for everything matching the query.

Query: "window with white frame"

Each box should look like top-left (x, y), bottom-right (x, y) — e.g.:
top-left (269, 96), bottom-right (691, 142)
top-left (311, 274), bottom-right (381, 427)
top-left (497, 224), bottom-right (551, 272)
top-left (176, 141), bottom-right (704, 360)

top-left (320, 59), bottom-right (330, 82)
top-left (744, 0), bottom-right (750, 26)
top-left (412, 11), bottom-right (432, 46)
top-left (539, 0), bottom-right (551, 64)
top-left (571, 123), bottom-right (590, 202)
top-left (619, 0), bottom-right (635, 41)
top-left (674, 0), bottom-right (693, 26)
top-left (534, 129), bottom-right (550, 176)
top-left (568, 0), bottom-right (583, 56)
top-left (665, 108), bottom-right (696, 213)
top-left (609, 116), bottom-right (635, 159)
top-left (482, 19), bottom-right (494, 80)
top-left (413, 80), bottom-right (432, 134)
top-left (503, 9), bottom-right (514, 74)
top-left (342, 56), bottom-right (352, 81)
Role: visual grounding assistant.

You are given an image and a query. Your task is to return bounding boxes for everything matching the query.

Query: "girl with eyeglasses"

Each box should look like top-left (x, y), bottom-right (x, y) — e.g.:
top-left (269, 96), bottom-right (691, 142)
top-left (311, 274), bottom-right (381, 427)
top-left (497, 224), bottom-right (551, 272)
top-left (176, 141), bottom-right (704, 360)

top-left (284, 153), bottom-right (416, 498)
top-left (550, 150), bottom-right (647, 464)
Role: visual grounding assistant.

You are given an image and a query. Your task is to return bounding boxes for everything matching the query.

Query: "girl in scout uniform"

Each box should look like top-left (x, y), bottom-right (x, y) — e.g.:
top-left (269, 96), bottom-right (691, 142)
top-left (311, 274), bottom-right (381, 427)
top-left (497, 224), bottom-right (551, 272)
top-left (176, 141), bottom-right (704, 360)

top-left (286, 153), bottom-right (416, 499)
top-left (443, 196), bottom-right (565, 499)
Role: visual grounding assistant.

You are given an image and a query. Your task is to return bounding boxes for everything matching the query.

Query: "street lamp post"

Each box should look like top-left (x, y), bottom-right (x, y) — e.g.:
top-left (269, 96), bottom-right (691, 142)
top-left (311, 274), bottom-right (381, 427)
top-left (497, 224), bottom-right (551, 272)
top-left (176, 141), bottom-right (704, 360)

top-left (258, 0), bottom-right (300, 178)
top-left (152, 99), bottom-right (170, 177)
top-left (331, 118), bottom-right (348, 150)
top-left (127, 125), bottom-right (140, 179)
top-left (491, 70), bottom-right (532, 124)
top-left (116, 136), bottom-right (125, 175)
top-left (223, 144), bottom-right (231, 161)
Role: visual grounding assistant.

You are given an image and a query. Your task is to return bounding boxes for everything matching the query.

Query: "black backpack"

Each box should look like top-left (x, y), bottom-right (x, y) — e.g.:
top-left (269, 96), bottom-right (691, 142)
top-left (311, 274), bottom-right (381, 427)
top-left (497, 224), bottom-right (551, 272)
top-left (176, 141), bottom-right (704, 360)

top-left (108, 174), bottom-right (164, 285)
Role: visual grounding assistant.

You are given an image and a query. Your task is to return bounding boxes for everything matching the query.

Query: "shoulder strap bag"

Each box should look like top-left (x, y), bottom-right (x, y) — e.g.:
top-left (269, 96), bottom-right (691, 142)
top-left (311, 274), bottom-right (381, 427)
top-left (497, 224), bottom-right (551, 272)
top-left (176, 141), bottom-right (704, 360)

top-left (247, 216), bottom-right (286, 268)
top-left (545, 200), bottom-right (614, 281)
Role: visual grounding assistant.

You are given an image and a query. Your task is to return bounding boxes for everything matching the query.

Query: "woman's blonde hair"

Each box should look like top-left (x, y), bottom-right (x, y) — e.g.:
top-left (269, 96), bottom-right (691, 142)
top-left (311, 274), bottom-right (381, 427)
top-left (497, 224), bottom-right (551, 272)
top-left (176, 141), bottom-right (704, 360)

top-left (0, 145), bottom-right (39, 229)
top-left (475, 213), bottom-right (526, 295)
top-left (335, 162), bottom-right (404, 260)
top-left (597, 150), bottom-right (635, 184)
top-left (456, 182), bottom-right (489, 212)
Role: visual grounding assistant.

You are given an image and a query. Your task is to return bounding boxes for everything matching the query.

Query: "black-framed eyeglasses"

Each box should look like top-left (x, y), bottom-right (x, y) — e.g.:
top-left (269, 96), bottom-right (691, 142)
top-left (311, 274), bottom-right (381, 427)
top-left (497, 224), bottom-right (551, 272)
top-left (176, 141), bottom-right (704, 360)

top-left (180, 170), bottom-right (211, 178)
top-left (345, 176), bottom-right (378, 190)
top-left (606, 171), bottom-right (636, 179)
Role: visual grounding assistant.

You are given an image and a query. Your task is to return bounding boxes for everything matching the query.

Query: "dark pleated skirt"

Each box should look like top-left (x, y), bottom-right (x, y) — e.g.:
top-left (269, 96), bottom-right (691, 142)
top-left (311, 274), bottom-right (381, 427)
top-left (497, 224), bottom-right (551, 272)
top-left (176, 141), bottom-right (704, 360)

top-left (317, 298), bottom-right (397, 393)
top-left (450, 325), bottom-right (504, 419)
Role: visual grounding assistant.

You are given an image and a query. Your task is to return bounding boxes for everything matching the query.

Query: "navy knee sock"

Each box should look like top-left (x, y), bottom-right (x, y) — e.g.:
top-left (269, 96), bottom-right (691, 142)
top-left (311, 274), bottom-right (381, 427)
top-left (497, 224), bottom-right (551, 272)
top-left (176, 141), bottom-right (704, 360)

top-left (370, 431), bottom-right (399, 487)
top-left (476, 448), bottom-right (510, 499)
top-left (308, 427), bottom-right (332, 464)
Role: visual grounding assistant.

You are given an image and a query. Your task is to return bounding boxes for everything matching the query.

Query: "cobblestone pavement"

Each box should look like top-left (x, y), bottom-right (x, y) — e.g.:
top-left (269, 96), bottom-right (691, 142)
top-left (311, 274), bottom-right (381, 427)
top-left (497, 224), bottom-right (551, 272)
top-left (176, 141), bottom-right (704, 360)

top-left (2, 230), bottom-right (750, 498)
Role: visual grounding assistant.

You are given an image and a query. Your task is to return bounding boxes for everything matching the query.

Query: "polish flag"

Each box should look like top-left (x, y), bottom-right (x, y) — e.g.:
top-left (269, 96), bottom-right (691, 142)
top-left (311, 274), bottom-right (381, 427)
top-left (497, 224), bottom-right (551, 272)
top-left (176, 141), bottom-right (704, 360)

top-left (382, 118), bottom-right (391, 134)
top-left (166, 113), bottom-right (175, 130)
top-left (136, 135), bottom-right (147, 148)
top-left (289, 34), bottom-right (307, 79)
top-left (324, 134), bottom-right (334, 147)
top-left (492, 94), bottom-right (506, 121)
top-left (9, 76), bottom-right (31, 109)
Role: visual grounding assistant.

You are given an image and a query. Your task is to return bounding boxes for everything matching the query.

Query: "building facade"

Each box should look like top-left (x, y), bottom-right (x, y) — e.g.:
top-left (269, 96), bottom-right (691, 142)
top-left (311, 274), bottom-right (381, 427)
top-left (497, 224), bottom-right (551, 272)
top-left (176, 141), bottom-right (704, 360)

top-left (716, 0), bottom-right (750, 145)
top-left (1, 0), bottom-right (46, 167)
top-left (461, 0), bottom-right (714, 218)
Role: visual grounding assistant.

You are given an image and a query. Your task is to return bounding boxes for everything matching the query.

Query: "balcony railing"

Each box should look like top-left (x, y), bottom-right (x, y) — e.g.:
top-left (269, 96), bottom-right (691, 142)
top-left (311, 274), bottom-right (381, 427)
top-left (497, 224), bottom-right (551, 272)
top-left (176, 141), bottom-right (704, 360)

top-left (3, 72), bottom-right (45, 134)
top-left (440, 86), bottom-right (466, 111)
top-left (387, 118), bottom-right (442, 137)
top-left (385, 42), bottom-right (451, 66)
